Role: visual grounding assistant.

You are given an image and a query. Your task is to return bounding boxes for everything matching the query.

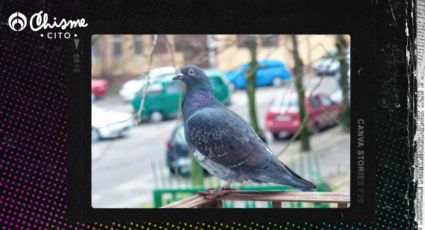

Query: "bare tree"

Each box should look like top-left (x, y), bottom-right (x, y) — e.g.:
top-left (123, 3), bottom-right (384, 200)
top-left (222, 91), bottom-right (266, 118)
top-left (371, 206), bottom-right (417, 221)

top-left (291, 35), bottom-right (311, 152)
top-left (336, 35), bottom-right (350, 132)
top-left (245, 36), bottom-right (266, 142)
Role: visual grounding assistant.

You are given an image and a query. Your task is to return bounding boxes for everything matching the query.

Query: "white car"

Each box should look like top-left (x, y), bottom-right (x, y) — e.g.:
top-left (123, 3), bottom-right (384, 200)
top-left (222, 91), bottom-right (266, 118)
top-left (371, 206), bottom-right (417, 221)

top-left (313, 58), bottom-right (340, 76)
top-left (313, 49), bottom-right (350, 76)
top-left (119, 66), bottom-right (178, 101)
top-left (330, 89), bottom-right (343, 104)
top-left (92, 105), bottom-right (134, 141)
top-left (331, 88), bottom-right (351, 105)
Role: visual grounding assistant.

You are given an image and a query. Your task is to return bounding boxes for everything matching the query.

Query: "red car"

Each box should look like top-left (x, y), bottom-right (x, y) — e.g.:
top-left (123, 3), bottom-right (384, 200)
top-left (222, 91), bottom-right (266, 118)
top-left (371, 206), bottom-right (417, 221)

top-left (265, 92), bottom-right (342, 139)
top-left (91, 79), bottom-right (108, 98)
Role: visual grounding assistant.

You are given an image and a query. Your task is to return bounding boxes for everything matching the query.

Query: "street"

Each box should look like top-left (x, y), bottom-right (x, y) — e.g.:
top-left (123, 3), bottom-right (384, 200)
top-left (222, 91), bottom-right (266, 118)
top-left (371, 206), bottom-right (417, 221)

top-left (91, 75), bottom-right (348, 208)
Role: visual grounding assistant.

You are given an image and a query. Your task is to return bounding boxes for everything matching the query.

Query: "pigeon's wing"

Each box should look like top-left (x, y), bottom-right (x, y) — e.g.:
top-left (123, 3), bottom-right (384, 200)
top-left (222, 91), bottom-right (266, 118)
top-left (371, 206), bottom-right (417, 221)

top-left (186, 105), bottom-right (316, 191)
top-left (185, 106), bottom-right (271, 170)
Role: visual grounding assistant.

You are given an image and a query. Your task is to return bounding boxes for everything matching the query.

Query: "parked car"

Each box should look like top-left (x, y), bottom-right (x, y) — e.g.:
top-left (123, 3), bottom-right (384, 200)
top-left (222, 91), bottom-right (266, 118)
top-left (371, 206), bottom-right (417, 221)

top-left (225, 60), bottom-right (292, 89)
top-left (119, 66), bottom-right (178, 101)
top-left (166, 125), bottom-right (209, 177)
top-left (91, 79), bottom-right (108, 99)
top-left (91, 105), bottom-right (134, 142)
top-left (331, 89), bottom-right (351, 105)
top-left (265, 92), bottom-right (342, 139)
top-left (132, 68), bottom-right (232, 122)
top-left (312, 48), bottom-right (350, 76)
top-left (207, 68), bottom-right (233, 105)
top-left (166, 125), bottom-right (190, 176)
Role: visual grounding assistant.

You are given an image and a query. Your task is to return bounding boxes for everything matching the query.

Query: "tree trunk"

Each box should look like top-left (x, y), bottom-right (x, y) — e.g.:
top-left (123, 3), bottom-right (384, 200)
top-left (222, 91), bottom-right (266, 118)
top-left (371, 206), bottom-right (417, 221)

top-left (290, 35), bottom-right (311, 152)
top-left (246, 37), bottom-right (266, 142)
top-left (336, 35), bottom-right (350, 132)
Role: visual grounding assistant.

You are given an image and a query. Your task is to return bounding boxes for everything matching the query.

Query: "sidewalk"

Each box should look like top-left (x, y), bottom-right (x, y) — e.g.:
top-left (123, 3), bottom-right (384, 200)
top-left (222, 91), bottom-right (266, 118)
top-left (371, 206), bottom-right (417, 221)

top-left (277, 126), bottom-right (350, 192)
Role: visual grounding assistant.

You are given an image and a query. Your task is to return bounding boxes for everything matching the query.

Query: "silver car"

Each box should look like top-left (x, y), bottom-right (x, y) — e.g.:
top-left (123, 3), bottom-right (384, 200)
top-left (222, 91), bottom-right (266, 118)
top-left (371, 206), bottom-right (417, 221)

top-left (91, 105), bottom-right (134, 141)
top-left (119, 66), bottom-right (178, 101)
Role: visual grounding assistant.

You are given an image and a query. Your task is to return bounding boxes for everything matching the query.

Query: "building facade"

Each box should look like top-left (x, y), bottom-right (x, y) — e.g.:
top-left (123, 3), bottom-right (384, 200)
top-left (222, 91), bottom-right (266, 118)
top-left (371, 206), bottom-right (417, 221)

top-left (91, 34), bottom-right (345, 79)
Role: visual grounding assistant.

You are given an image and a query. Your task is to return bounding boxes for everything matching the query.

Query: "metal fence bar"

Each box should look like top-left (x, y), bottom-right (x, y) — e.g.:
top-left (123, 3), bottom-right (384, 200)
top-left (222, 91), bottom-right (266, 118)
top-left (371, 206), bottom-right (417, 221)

top-left (161, 194), bottom-right (213, 208)
top-left (337, 202), bottom-right (349, 208)
top-left (272, 201), bottom-right (282, 208)
top-left (161, 191), bottom-right (350, 208)
top-left (220, 191), bottom-right (349, 203)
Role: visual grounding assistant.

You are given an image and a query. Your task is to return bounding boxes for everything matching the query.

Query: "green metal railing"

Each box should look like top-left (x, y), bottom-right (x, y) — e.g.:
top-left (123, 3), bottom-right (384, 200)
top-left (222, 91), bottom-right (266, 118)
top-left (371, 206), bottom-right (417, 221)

top-left (152, 150), bottom-right (332, 208)
top-left (153, 185), bottom-right (291, 208)
top-left (153, 183), bottom-right (331, 208)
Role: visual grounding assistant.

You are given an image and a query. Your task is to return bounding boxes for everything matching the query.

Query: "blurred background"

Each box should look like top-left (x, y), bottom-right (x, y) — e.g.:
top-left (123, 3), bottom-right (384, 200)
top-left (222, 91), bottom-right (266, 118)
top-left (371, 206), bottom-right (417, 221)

top-left (91, 34), bottom-right (351, 208)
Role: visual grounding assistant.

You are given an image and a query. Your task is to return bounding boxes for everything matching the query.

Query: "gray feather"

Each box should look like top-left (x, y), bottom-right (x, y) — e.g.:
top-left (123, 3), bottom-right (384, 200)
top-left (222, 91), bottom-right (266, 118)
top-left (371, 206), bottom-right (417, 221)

top-left (178, 65), bottom-right (316, 191)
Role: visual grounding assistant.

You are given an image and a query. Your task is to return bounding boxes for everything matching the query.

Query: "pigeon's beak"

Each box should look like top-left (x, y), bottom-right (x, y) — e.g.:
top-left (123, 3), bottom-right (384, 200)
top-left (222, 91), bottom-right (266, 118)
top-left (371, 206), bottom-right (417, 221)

top-left (173, 73), bottom-right (184, 81)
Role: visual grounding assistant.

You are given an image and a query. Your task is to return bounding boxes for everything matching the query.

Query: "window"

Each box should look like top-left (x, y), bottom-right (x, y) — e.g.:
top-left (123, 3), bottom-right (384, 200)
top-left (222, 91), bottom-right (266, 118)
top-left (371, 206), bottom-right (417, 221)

top-left (209, 76), bottom-right (224, 88)
top-left (111, 35), bottom-right (122, 57)
top-left (237, 35), bottom-right (248, 48)
top-left (310, 96), bottom-right (321, 108)
top-left (174, 35), bottom-right (190, 52)
top-left (165, 82), bottom-right (183, 94)
top-left (173, 126), bottom-right (186, 144)
top-left (257, 64), bottom-right (269, 69)
top-left (273, 96), bottom-right (298, 109)
top-left (319, 95), bottom-right (333, 106)
top-left (260, 35), bottom-right (278, 47)
top-left (146, 83), bottom-right (163, 96)
top-left (91, 42), bottom-right (100, 59)
top-left (133, 35), bottom-right (143, 55)
top-left (174, 35), bottom-right (209, 67)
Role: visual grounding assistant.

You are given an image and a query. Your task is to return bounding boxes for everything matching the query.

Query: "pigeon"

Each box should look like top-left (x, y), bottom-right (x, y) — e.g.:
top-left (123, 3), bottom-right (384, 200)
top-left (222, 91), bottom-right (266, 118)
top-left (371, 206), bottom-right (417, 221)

top-left (173, 65), bottom-right (316, 196)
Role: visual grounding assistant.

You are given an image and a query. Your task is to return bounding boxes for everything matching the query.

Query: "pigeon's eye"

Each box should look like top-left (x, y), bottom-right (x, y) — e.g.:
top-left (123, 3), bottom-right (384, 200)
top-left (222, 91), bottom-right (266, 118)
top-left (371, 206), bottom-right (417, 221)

top-left (188, 68), bottom-right (195, 77)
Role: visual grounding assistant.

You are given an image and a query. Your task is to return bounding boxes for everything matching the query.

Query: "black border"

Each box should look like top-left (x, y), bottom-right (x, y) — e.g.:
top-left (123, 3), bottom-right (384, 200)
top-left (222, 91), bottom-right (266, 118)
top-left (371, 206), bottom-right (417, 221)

top-left (67, 0), bottom-right (378, 223)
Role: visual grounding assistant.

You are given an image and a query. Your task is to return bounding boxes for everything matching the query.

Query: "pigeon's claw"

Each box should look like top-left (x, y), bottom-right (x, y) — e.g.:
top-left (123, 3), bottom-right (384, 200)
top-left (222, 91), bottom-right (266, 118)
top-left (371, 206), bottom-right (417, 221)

top-left (197, 188), bottom-right (216, 199)
top-left (197, 187), bottom-right (235, 200)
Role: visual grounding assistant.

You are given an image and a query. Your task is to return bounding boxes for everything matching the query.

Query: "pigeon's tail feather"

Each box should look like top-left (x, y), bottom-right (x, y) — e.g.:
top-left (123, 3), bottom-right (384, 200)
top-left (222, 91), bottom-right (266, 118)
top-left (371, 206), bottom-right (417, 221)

top-left (276, 162), bottom-right (316, 191)
top-left (247, 157), bottom-right (316, 191)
